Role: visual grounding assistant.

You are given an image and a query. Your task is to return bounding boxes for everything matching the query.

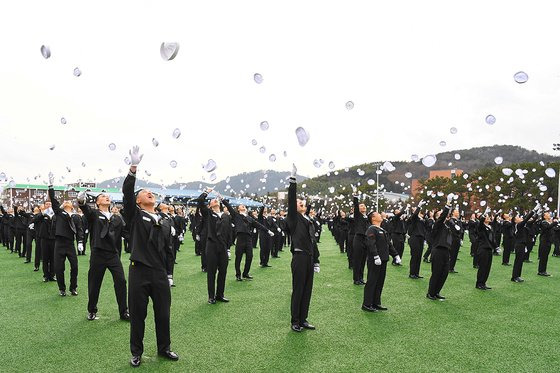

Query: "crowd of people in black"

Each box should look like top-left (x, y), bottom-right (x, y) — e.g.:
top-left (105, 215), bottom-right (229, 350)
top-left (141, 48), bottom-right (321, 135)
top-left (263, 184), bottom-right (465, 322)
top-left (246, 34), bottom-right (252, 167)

top-left (1, 148), bottom-right (558, 367)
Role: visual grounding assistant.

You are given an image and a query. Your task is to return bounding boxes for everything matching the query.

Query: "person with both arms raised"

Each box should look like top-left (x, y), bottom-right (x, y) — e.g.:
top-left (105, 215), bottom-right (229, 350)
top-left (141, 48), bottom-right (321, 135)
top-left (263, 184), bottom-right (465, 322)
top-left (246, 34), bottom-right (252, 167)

top-left (287, 164), bottom-right (320, 332)
top-left (77, 191), bottom-right (129, 322)
top-left (475, 207), bottom-right (498, 290)
top-left (122, 146), bottom-right (178, 367)
top-left (34, 202), bottom-right (56, 282)
top-left (48, 173), bottom-right (84, 297)
top-left (389, 208), bottom-right (406, 266)
top-left (501, 213), bottom-right (514, 266)
top-left (352, 193), bottom-right (369, 285)
top-left (407, 200), bottom-right (427, 279)
top-left (223, 199), bottom-right (274, 282)
top-left (426, 194), bottom-right (454, 301)
top-left (194, 188), bottom-right (230, 304)
top-left (511, 203), bottom-right (538, 283)
top-left (537, 211), bottom-right (558, 277)
top-left (362, 211), bottom-right (401, 312)
top-left (448, 208), bottom-right (464, 274)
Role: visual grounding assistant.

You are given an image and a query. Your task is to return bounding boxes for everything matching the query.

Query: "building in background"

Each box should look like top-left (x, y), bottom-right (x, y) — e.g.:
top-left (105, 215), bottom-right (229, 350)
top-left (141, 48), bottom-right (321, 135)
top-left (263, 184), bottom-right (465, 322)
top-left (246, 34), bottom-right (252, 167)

top-left (411, 169), bottom-right (463, 198)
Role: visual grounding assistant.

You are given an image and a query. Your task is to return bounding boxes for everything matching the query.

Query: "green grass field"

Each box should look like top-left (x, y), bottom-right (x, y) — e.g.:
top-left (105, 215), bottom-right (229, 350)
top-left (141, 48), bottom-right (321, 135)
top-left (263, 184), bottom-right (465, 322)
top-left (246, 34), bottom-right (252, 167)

top-left (1, 232), bottom-right (560, 372)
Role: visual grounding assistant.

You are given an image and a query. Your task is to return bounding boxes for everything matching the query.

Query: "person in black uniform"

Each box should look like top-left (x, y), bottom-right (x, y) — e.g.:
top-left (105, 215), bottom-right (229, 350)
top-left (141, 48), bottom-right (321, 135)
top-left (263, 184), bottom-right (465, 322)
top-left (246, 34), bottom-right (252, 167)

top-left (537, 212), bottom-right (558, 276)
top-left (389, 208), bottom-right (406, 266)
top-left (30, 206), bottom-right (42, 271)
top-left (78, 192), bottom-right (129, 321)
top-left (122, 146), bottom-right (178, 367)
top-left (511, 206), bottom-right (538, 283)
top-left (501, 213), bottom-right (514, 266)
top-left (34, 202), bottom-right (56, 282)
top-left (524, 216), bottom-right (539, 263)
top-left (448, 208), bottom-right (464, 274)
top-left (20, 206), bottom-right (38, 264)
top-left (475, 209), bottom-right (498, 290)
top-left (287, 164), bottom-right (320, 332)
top-left (110, 206), bottom-right (125, 257)
top-left (352, 195), bottom-right (369, 285)
top-left (468, 214), bottom-right (480, 269)
top-left (221, 206), bottom-right (234, 260)
top-left (0, 206), bottom-right (15, 252)
top-left (423, 210), bottom-right (435, 263)
top-left (277, 211), bottom-right (287, 251)
top-left (12, 206), bottom-right (28, 257)
top-left (362, 211), bottom-right (401, 312)
top-left (80, 209), bottom-right (89, 256)
top-left (491, 214), bottom-right (502, 256)
top-left (346, 211), bottom-right (355, 270)
top-left (426, 194), bottom-right (454, 301)
top-left (552, 222), bottom-right (560, 257)
top-left (223, 200), bottom-right (273, 281)
top-left (407, 201), bottom-right (427, 279)
top-left (336, 211), bottom-right (349, 254)
top-left (48, 176), bottom-right (84, 296)
top-left (258, 207), bottom-right (275, 267)
top-left (194, 188), bottom-right (230, 304)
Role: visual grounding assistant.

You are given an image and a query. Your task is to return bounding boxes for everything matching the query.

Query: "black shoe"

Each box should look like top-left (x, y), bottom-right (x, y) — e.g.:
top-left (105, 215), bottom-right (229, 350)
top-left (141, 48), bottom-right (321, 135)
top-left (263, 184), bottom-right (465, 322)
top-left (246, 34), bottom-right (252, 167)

top-left (216, 296), bottom-right (229, 303)
top-left (524, 259), bottom-right (533, 263)
top-left (121, 312), bottom-right (130, 321)
top-left (361, 304), bottom-right (377, 312)
top-left (208, 298), bottom-right (216, 304)
top-left (59, 290), bottom-right (67, 297)
top-left (476, 285), bottom-right (486, 290)
top-left (417, 275), bottom-right (424, 279)
top-left (502, 263), bottom-right (511, 266)
top-left (359, 280), bottom-right (366, 285)
top-left (236, 275), bottom-right (243, 281)
top-left (409, 275), bottom-right (419, 279)
top-left (70, 290), bottom-right (78, 296)
top-left (373, 305), bottom-right (388, 311)
top-left (538, 272), bottom-right (551, 277)
top-left (426, 294), bottom-right (437, 300)
top-left (261, 264), bottom-right (271, 268)
top-left (33, 267), bottom-right (39, 272)
top-left (511, 277), bottom-right (524, 283)
top-left (87, 312), bottom-right (98, 321)
top-left (158, 350), bottom-right (179, 361)
top-left (484, 286), bottom-right (492, 290)
top-left (49, 277), bottom-right (56, 282)
top-left (423, 258), bottom-right (430, 263)
top-left (130, 356), bottom-right (141, 367)
top-left (24, 260), bottom-right (30, 263)
top-left (473, 265), bottom-right (479, 269)
top-left (301, 321), bottom-right (316, 330)
top-left (291, 324), bottom-right (303, 332)
top-left (243, 274), bottom-right (253, 280)
top-left (449, 269), bottom-right (458, 274)
top-left (435, 294), bottom-right (446, 300)
top-left (43, 277), bottom-right (49, 282)
top-left (201, 268), bottom-right (207, 272)
top-left (353, 281), bottom-right (363, 285)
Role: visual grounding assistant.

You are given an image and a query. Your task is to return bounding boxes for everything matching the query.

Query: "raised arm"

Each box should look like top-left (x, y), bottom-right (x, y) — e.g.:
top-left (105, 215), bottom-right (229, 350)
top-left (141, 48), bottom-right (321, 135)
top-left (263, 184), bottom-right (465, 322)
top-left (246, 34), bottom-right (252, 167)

top-left (48, 187), bottom-right (61, 214)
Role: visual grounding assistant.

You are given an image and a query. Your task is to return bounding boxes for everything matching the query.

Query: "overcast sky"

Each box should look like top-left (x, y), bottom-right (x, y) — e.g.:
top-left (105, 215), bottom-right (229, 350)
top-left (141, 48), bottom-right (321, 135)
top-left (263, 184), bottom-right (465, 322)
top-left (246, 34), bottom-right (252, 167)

top-left (1, 0), bottom-right (559, 187)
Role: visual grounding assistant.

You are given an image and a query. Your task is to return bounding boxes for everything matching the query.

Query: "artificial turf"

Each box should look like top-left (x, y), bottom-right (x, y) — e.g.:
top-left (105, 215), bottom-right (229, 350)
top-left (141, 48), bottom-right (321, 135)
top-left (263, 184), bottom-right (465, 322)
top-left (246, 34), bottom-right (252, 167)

top-left (1, 232), bottom-right (559, 372)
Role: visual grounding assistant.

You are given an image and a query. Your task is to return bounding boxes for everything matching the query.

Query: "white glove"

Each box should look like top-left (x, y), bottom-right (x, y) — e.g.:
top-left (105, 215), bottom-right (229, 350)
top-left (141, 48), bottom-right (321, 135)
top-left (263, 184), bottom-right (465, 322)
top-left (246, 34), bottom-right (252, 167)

top-left (418, 200), bottom-right (426, 207)
top-left (460, 240), bottom-right (463, 246)
top-left (178, 233), bottom-right (184, 242)
top-left (277, 227), bottom-right (281, 232)
top-left (524, 248), bottom-right (528, 253)
top-left (85, 229), bottom-right (89, 234)
top-left (167, 275), bottom-right (174, 287)
top-left (374, 255), bottom-right (382, 266)
top-left (48, 172), bottom-right (55, 186)
top-left (77, 191), bottom-right (87, 204)
top-left (129, 145), bottom-right (144, 166)
top-left (268, 230), bottom-right (275, 237)
top-left (77, 242), bottom-right (84, 253)
top-left (29, 223), bottom-right (35, 230)
top-left (291, 163), bottom-right (297, 178)
top-left (282, 232), bottom-right (285, 237)
top-left (484, 207), bottom-right (491, 215)
top-left (533, 202), bottom-right (541, 213)
top-left (495, 247), bottom-right (501, 253)
top-left (227, 250), bottom-right (231, 259)
top-left (170, 226), bottom-right (176, 237)
top-left (196, 234), bottom-right (201, 241)
top-left (394, 255), bottom-right (402, 265)
top-left (313, 264), bottom-right (320, 273)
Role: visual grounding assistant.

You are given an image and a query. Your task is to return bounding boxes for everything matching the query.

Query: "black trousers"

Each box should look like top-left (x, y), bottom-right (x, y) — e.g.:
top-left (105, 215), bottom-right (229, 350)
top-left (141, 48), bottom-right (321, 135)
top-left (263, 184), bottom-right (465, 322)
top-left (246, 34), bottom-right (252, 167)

top-left (502, 238), bottom-right (514, 264)
top-left (337, 231), bottom-right (348, 253)
top-left (363, 260), bottom-right (387, 306)
top-left (525, 239), bottom-right (536, 261)
top-left (538, 242), bottom-right (552, 273)
top-left (6, 227), bottom-right (14, 251)
top-left (129, 263), bottom-right (171, 356)
top-left (206, 242), bottom-right (228, 299)
top-left (290, 253), bottom-right (314, 325)
top-left (253, 233), bottom-right (259, 248)
top-left (391, 234), bottom-right (405, 262)
top-left (449, 239), bottom-right (461, 271)
top-left (423, 241), bottom-right (433, 260)
top-left (471, 240), bottom-right (479, 267)
top-left (88, 249), bottom-right (128, 315)
top-left (34, 237), bottom-right (42, 269)
top-left (428, 247), bottom-right (450, 296)
top-left (273, 233), bottom-right (282, 256)
top-left (553, 239), bottom-right (560, 256)
top-left (25, 231), bottom-right (34, 261)
top-left (41, 238), bottom-right (55, 279)
top-left (476, 248), bottom-right (493, 286)
top-left (234, 234), bottom-right (253, 277)
top-left (259, 234), bottom-right (271, 266)
top-left (408, 236), bottom-right (424, 276)
top-left (14, 229), bottom-right (26, 256)
top-left (54, 238), bottom-right (78, 292)
top-left (512, 244), bottom-right (526, 279)
top-left (198, 236), bottom-right (207, 270)
top-left (352, 235), bottom-right (367, 282)
top-left (347, 233), bottom-right (355, 268)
